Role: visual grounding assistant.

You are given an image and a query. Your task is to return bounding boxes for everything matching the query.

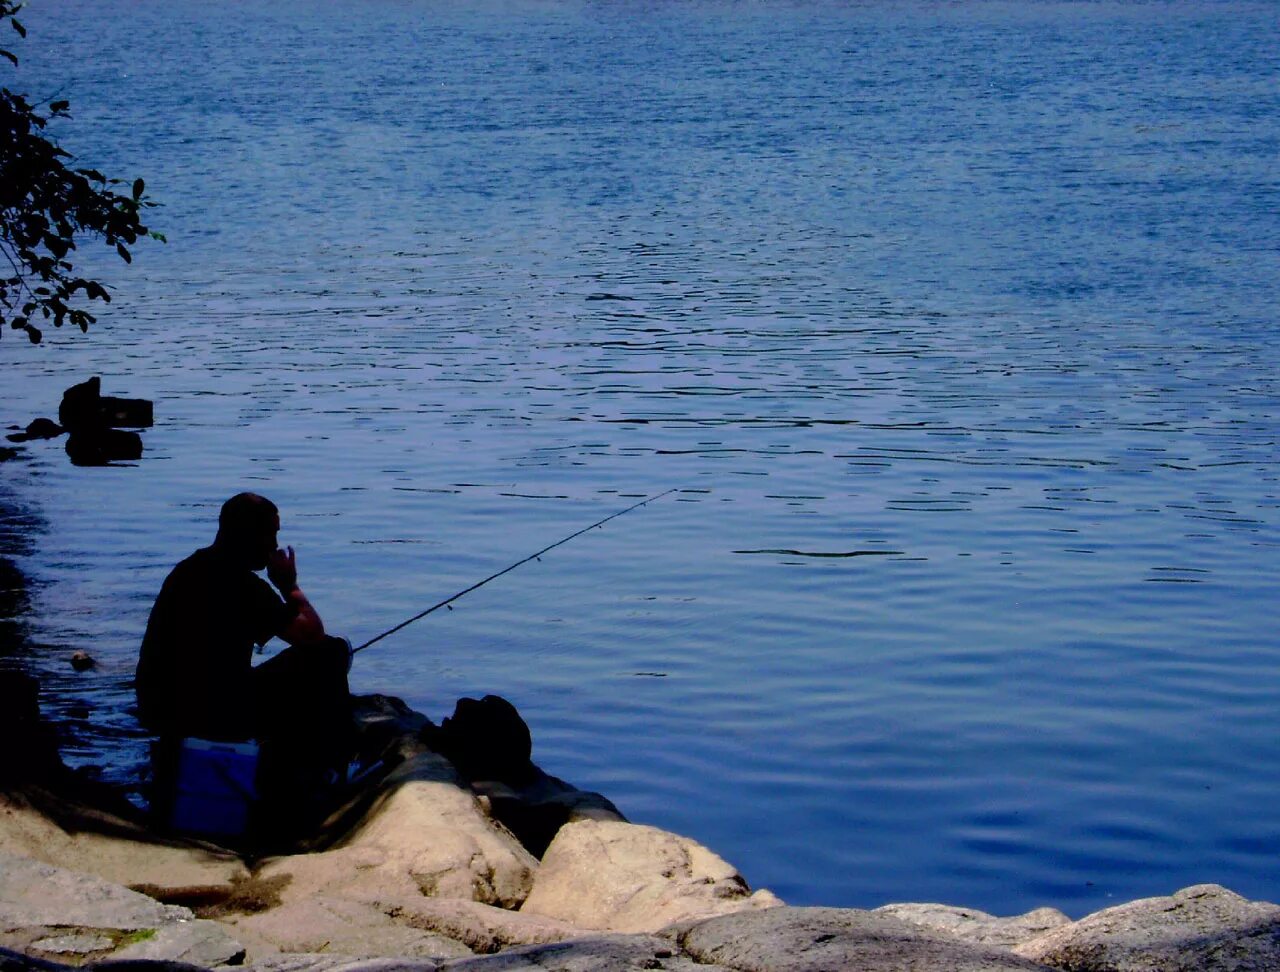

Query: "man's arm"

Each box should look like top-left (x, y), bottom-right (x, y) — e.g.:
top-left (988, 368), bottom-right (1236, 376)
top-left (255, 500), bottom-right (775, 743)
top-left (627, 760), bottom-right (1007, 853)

top-left (267, 546), bottom-right (326, 645)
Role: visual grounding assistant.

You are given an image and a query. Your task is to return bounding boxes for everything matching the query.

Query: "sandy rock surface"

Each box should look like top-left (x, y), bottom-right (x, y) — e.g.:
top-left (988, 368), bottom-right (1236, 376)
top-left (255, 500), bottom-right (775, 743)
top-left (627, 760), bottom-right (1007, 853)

top-left (520, 819), bottom-right (780, 933)
top-left (1014, 883), bottom-right (1280, 972)
top-left (258, 754), bottom-right (538, 911)
top-left (0, 788), bottom-right (249, 894)
top-left (349, 892), bottom-right (584, 954)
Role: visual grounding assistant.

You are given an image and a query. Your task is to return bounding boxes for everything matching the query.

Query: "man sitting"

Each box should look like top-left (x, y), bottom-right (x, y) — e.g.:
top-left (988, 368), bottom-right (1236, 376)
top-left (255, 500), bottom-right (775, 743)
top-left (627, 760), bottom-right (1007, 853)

top-left (135, 492), bottom-right (353, 837)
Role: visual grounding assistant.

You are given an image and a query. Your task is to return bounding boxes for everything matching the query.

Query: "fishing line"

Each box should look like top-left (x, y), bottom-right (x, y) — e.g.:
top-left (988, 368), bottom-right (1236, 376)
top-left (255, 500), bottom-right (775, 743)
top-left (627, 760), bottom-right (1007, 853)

top-left (351, 488), bottom-right (678, 655)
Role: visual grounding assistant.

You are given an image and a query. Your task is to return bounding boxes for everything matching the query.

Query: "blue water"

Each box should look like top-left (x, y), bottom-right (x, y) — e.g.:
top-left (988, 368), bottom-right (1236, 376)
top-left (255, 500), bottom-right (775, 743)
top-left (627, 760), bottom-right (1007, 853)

top-left (3, 0), bottom-right (1279, 918)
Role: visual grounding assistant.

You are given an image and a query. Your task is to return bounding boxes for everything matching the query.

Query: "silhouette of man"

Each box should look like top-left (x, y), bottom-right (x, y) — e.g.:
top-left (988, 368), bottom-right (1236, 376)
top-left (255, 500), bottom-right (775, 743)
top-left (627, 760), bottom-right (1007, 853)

top-left (136, 493), bottom-right (353, 823)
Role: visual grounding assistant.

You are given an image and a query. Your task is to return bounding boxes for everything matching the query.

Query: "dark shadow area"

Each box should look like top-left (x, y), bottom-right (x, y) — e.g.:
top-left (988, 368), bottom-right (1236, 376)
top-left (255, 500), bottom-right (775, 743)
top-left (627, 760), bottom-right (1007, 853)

top-left (0, 486), bottom-right (37, 661)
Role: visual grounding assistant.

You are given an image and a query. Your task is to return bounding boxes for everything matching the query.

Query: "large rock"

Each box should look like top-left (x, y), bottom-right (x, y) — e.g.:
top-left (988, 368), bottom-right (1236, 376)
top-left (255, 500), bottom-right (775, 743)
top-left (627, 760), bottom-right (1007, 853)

top-left (438, 933), bottom-right (725, 971)
top-left (0, 852), bottom-right (245, 967)
top-left (468, 773), bottom-right (625, 860)
top-left (0, 787), bottom-right (250, 896)
top-left (874, 901), bottom-right (1071, 949)
top-left (351, 892), bottom-right (584, 954)
top-left (0, 671), bottom-right (249, 899)
top-left (224, 893), bottom-right (472, 961)
top-left (1014, 884), bottom-right (1280, 972)
top-left (258, 753), bottom-right (538, 910)
top-left (671, 905), bottom-right (1056, 972)
top-left (519, 820), bottom-right (781, 933)
top-left (243, 959), bottom-right (440, 972)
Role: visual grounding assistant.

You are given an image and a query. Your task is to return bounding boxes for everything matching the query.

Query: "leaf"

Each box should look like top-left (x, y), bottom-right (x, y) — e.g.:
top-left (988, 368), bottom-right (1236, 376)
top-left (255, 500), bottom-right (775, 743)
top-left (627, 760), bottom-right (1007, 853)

top-left (26, 325), bottom-right (42, 344)
top-left (11, 17), bottom-right (26, 38)
top-left (132, 177), bottom-right (144, 200)
top-left (116, 243), bottom-right (131, 263)
top-left (0, 48), bottom-right (16, 66)
top-left (49, 99), bottom-right (69, 113)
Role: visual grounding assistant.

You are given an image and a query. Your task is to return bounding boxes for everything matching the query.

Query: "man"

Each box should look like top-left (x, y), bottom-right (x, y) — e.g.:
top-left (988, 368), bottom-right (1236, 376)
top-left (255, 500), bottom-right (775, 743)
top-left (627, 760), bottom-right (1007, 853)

top-left (136, 493), bottom-right (353, 826)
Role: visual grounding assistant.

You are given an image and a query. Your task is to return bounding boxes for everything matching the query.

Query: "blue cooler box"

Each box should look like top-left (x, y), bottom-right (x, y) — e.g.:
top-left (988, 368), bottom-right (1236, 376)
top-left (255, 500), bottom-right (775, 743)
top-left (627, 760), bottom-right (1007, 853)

top-left (169, 737), bottom-right (259, 837)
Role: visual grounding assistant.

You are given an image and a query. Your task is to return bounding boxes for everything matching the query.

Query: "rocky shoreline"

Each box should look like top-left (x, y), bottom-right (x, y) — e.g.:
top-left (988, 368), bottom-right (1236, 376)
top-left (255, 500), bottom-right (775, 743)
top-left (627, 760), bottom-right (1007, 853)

top-left (2, 683), bottom-right (1277, 971)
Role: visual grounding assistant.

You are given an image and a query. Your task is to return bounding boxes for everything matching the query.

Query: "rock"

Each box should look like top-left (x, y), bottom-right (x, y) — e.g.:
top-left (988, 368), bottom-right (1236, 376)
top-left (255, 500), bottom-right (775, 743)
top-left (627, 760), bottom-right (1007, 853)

top-left (242, 958), bottom-right (441, 972)
top-left (0, 852), bottom-right (245, 967)
top-left (5, 419), bottom-right (62, 443)
top-left (57, 377), bottom-right (152, 432)
top-left (519, 820), bottom-right (781, 934)
top-left (414, 695), bottom-right (624, 859)
top-left (98, 395), bottom-right (154, 429)
top-left (26, 933), bottom-right (114, 955)
top-left (1014, 883), bottom-right (1280, 972)
top-left (469, 771), bottom-right (625, 859)
top-left (23, 419), bottom-right (61, 440)
top-left (671, 905), bottom-right (1056, 972)
top-left (58, 377), bottom-right (103, 432)
top-left (258, 752), bottom-right (538, 910)
top-left (351, 892), bottom-right (584, 954)
top-left (223, 893), bottom-right (472, 961)
top-left (0, 850), bottom-right (174, 927)
top-left (438, 933), bottom-right (722, 971)
top-left (0, 787), bottom-right (251, 898)
top-left (54, 377), bottom-right (151, 464)
top-left (69, 651), bottom-right (97, 672)
top-left (108, 919), bottom-right (246, 967)
top-left (874, 902), bottom-right (1071, 949)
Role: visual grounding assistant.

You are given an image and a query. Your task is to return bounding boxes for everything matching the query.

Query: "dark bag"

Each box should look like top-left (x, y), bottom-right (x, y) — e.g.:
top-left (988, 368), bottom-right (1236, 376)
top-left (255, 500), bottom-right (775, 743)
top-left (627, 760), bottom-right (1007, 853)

top-left (426, 694), bottom-right (533, 784)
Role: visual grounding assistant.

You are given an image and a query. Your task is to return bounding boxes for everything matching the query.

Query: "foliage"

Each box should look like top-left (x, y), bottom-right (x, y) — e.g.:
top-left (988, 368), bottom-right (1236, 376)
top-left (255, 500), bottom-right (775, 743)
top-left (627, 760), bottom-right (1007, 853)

top-left (1, 0), bottom-right (160, 344)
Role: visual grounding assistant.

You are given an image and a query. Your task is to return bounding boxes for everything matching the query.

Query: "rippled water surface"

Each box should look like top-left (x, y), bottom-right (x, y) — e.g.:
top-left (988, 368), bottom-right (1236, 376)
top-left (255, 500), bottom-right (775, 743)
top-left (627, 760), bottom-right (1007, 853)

top-left (3, 0), bottom-right (1279, 916)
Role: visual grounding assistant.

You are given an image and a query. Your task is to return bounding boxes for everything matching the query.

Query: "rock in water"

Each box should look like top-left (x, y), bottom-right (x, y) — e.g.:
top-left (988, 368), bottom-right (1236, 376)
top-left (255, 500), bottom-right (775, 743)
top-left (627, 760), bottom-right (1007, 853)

top-left (69, 652), bottom-right (96, 673)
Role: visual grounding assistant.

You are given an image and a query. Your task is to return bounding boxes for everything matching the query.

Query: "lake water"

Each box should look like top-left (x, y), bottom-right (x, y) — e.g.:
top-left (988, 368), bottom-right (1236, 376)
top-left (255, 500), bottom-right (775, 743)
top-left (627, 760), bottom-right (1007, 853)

top-left (3, 0), bottom-right (1278, 918)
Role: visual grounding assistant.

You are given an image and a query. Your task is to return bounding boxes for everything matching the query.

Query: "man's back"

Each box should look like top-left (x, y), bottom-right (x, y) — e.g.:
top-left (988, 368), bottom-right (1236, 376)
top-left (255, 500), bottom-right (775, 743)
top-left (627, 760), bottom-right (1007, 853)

top-left (136, 545), bottom-right (291, 740)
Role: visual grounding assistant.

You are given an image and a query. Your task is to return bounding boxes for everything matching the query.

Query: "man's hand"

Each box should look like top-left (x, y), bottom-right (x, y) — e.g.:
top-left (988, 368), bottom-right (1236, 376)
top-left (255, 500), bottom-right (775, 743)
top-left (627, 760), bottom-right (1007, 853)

top-left (267, 545), bottom-right (299, 593)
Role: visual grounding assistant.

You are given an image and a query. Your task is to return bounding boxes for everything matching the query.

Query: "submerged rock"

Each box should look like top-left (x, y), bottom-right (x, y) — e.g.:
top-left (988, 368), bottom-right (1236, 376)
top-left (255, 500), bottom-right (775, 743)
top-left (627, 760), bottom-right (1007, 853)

top-left (4, 419), bottom-right (61, 444)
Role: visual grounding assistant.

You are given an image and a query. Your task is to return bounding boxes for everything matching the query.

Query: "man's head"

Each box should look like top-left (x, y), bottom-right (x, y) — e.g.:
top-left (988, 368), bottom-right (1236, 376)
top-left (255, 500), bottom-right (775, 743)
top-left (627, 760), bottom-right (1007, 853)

top-left (215, 492), bottom-right (280, 569)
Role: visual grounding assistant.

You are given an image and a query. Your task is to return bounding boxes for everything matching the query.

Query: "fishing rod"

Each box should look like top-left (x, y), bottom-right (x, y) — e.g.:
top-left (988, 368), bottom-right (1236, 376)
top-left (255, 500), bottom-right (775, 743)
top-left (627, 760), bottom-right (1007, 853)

top-left (351, 488), bottom-right (678, 655)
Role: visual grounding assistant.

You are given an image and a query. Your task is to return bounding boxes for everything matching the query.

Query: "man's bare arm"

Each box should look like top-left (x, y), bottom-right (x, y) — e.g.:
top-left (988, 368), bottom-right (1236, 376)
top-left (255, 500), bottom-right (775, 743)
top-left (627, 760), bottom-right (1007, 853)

top-left (267, 546), bottom-right (326, 644)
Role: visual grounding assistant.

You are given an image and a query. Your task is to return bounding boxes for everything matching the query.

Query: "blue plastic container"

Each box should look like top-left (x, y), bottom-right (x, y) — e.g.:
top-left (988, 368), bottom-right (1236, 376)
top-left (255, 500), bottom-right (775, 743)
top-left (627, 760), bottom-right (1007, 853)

top-left (169, 738), bottom-right (259, 837)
